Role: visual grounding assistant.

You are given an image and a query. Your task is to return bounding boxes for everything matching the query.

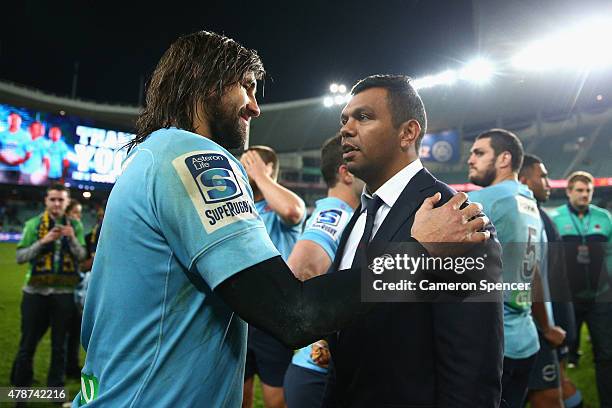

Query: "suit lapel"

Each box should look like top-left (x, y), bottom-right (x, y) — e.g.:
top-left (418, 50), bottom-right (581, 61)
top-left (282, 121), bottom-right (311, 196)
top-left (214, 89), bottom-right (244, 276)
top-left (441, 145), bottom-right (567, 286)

top-left (330, 168), bottom-right (438, 270)
top-left (373, 168), bottom-right (437, 244)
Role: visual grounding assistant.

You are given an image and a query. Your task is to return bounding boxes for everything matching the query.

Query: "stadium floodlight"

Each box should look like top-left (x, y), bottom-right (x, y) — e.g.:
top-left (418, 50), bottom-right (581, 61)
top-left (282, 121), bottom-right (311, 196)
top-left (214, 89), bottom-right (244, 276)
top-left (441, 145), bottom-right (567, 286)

top-left (512, 16), bottom-right (612, 71)
top-left (324, 83), bottom-right (349, 106)
top-left (460, 58), bottom-right (495, 83)
top-left (413, 69), bottom-right (457, 90)
top-left (83, 191), bottom-right (92, 198)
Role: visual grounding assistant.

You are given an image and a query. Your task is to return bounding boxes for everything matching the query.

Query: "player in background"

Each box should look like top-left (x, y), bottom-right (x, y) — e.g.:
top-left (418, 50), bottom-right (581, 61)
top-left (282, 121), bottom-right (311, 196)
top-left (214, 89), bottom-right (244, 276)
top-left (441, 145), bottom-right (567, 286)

top-left (550, 171), bottom-right (612, 408)
top-left (47, 127), bottom-right (70, 181)
top-left (0, 112), bottom-right (31, 184)
top-left (519, 154), bottom-right (576, 407)
top-left (240, 145), bottom-right (306, 408)
top-left (467, 129), bottom-right (565, 408)
top-left (21, 120), bottom-right (50, 185)
top-left (283, 134), bottom-right (363, 408)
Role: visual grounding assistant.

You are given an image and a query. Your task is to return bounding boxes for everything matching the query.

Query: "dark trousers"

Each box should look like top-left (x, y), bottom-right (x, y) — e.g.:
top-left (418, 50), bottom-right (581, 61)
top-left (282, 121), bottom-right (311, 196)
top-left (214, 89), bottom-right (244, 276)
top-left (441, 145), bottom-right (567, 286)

top-left (501, 355), bottom-right (536, 408)
top-left (284, 363), bottom-right (327, 408)
top-left (65, 309), bottom-right (82, 377)
top-left (573, 301), bottom-right (612, 407)
top-left (11, 292), bottom-right (75, 387)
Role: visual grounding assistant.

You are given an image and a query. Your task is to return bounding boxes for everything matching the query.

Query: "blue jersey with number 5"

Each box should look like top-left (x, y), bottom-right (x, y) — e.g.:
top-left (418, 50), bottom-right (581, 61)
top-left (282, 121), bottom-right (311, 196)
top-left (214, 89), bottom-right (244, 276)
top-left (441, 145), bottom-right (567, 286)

top-left (469, 180), bottom-right (545, 359)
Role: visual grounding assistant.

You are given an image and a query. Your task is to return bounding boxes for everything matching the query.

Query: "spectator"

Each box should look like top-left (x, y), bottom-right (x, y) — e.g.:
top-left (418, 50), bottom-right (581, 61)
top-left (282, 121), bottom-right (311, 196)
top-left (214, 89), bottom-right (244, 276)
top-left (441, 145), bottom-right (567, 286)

top-left (10, 183), bottom-right (87, 388)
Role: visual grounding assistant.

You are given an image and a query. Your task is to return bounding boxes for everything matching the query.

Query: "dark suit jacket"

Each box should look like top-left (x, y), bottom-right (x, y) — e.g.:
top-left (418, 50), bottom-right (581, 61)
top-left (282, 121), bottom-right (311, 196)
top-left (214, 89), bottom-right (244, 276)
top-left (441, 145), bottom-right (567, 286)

top-left (323, 168), bottom-right (504, 408)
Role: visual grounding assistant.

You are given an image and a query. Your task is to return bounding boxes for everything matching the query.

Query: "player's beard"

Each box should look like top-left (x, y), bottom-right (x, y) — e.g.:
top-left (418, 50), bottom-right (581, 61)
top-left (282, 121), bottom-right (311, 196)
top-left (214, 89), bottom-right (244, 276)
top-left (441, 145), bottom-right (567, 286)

top-left (469, 163), bottom-right (497, 187)
top-left (209, 103), bottom-right (248, 150)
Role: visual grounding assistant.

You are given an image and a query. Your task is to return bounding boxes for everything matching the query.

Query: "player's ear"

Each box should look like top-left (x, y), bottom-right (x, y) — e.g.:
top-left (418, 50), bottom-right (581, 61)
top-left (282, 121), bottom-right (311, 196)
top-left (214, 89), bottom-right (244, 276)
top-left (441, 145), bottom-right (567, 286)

top-left (338, 164), bottom-right (352, 184)
top-left (497, 151), bottom-right (513, 170)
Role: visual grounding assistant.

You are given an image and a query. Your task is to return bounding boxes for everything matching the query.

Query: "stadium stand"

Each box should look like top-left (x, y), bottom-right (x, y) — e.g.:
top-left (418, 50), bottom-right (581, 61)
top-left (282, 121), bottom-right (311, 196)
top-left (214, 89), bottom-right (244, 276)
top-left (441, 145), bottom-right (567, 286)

top-left (1, 67), bottom-right (611, 214)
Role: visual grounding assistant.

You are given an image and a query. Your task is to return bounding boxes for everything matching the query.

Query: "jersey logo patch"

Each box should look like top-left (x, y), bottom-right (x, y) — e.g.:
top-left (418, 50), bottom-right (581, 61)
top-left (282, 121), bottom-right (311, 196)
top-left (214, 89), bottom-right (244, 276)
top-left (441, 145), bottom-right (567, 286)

top-left (173, 150), bottom-right (256, 233)
top-left (308, 209), bottom-right (349, 241)
top-left (186, 153), bottom-right (243, 203)
top-left (516, 195), bottom-right (539, 218)
top-left (316, 209), bottom-right (342, 226)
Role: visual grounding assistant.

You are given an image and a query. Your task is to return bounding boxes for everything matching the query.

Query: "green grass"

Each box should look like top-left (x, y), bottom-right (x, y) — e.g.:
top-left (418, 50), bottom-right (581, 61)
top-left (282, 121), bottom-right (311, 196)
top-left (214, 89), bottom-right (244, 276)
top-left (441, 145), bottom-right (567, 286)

top-left (565, 326), bottom-right (599, 407)
top-left (0, 243), bottom-right (599, 407)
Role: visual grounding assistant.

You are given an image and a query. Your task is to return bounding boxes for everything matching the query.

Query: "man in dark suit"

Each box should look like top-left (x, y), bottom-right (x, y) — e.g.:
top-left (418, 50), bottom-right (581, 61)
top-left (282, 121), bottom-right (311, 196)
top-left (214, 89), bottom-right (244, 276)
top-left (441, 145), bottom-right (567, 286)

top-left (323, 75), bottom-right (504, 407)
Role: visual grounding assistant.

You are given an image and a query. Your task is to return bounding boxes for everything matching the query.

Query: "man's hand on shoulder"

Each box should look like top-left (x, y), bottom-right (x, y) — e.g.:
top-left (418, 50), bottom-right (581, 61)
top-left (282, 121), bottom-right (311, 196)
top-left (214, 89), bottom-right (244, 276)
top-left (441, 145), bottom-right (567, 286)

top-left (411, 192), bottom-right (490, 256)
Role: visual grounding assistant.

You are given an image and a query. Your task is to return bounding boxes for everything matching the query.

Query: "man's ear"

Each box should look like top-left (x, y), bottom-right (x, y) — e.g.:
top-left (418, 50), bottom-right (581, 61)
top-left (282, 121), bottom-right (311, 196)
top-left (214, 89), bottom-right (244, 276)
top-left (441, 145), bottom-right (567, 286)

top-left (399, 119), bottom-right (421, 151)
top-left (338, 164), bottom-right (353, 184)
top-left (496, 151), bottom-right (513, 170)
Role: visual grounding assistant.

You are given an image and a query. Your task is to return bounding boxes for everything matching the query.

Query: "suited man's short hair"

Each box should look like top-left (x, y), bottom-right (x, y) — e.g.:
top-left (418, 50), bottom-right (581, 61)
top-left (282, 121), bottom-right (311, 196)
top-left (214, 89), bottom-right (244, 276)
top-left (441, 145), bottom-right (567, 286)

top-left (351, 74), bottom-right (427, 150)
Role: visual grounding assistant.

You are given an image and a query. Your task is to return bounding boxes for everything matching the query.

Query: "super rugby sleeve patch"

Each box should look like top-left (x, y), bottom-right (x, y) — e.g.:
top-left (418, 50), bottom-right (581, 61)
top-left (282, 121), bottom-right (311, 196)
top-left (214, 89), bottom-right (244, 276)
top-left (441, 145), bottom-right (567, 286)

top-left (308, 208), bottom-right (350, 241)
top-left (172, 150), bottom-right (257, 234)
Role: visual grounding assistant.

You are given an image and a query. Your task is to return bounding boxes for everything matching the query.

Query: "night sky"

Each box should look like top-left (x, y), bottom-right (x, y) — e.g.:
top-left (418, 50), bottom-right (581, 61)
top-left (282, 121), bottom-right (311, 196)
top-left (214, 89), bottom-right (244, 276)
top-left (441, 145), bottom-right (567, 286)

top-left (1, 1), bottom-right (475, 105)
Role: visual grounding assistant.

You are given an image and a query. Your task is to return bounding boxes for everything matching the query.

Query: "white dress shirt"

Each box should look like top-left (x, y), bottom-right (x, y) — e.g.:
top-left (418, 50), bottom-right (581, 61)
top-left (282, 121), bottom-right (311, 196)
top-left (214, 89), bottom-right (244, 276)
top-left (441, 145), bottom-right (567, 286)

top-left (338, 159), bottom-right (424, 270)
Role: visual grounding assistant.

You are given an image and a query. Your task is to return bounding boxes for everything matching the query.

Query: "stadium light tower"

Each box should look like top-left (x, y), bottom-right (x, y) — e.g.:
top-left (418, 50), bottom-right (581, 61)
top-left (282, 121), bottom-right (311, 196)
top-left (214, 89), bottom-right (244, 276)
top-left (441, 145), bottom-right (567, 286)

top-left (323, 82), bottom-right (350, 107)
top-left (413, 69), bottom-right (457, 90)
top-left (460, 58), bottom-right (495, 84)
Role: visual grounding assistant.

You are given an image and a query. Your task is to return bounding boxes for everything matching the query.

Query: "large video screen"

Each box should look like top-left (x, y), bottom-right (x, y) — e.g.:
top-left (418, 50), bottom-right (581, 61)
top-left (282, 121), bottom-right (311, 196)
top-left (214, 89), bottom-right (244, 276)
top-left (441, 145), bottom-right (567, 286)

top-left (0, 103), bottom-right (134, 189)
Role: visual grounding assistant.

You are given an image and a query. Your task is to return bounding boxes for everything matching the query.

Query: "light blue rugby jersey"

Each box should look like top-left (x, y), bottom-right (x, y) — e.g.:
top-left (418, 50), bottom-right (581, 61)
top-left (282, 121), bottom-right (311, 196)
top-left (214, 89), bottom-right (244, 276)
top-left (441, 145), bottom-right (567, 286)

top-left (0, 129), bottom-right (29, 171)
top-left (291, 197), bottom-right (354, 373)
top-left (469, 180), bottom-right (545, 359)
top-left (255, 198), bottom-right (305, 260)
top-left (47, 139), bottom-right (69, 178)
top-left (74, 128), bottom-right (280, 407)
top-left (21, 137), bottom-right (50, 174)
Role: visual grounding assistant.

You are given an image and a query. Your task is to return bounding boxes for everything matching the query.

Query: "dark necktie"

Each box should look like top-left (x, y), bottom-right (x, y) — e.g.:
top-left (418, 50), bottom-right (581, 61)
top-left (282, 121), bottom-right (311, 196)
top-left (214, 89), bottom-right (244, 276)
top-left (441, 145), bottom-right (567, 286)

top-left (351, 195), bottom-right (384, 269)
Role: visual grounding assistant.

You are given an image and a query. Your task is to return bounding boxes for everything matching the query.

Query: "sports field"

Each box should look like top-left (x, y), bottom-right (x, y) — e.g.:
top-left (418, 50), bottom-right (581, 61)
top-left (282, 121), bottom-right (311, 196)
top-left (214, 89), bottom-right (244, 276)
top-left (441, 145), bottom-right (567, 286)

top-left (0, 243), bottom-right (599, 407)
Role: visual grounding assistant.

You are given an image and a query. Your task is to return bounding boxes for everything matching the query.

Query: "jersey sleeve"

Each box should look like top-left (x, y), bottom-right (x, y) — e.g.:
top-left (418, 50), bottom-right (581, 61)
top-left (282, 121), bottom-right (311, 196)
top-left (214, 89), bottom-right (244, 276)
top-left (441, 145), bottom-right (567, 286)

top-left (72, 219), bottom-right (86, 246)
top-left (279, 206), bottom-right (306, 229)
top-left (17, 218), bottom-right (38, 249)
top-left (152, 146), bottom-right (280, 290)
top-left (467, 190), bottom-right (497, 225)
top-left (300, 207), bottom-right (351, 260)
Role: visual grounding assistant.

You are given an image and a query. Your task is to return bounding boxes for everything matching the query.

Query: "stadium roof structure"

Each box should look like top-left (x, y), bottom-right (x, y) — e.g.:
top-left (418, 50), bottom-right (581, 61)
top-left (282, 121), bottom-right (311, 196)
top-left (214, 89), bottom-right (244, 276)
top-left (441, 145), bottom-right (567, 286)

top-left (1, 70), bottom-right (611, 153)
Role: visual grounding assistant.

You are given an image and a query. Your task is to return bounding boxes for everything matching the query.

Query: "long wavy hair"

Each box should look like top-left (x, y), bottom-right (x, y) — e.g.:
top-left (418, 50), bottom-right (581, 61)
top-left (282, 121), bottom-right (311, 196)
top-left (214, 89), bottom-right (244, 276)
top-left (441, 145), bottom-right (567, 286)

top-left (127, 31), bottom-right (265, 153)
